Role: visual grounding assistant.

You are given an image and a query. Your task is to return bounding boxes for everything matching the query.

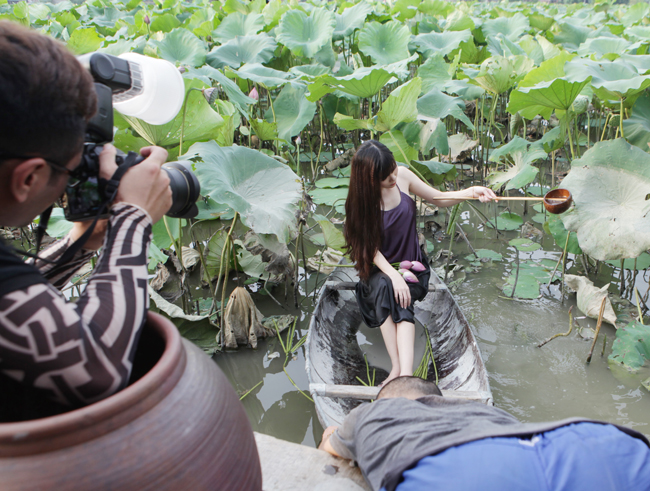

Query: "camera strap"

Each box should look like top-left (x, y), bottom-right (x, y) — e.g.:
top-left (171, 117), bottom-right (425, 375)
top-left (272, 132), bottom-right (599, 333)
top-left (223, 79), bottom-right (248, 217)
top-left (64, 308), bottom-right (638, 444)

top-left (16, 152), bottom-right (143, 267)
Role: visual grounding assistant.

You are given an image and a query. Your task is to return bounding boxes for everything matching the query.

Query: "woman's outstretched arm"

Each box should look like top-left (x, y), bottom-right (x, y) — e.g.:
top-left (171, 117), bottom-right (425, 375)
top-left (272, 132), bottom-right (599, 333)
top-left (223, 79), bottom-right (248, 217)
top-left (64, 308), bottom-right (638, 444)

top-left (398, 167), bottom-right (496, 207)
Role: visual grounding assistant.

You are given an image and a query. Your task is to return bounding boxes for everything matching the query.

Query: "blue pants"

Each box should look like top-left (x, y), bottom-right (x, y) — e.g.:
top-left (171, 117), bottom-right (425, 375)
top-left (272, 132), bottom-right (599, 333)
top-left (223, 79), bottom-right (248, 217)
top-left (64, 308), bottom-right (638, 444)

top-left (392, 423), bottom-right (650, 491)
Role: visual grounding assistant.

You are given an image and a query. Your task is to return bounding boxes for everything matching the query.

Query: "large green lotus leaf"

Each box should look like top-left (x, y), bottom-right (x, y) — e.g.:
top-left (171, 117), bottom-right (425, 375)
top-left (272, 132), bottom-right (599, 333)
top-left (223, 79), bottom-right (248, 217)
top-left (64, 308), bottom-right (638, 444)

top-left (413, 30), bottom-right (472, 58)
top-left (232, 63), bottom-right (292, 89)
top-left (122, 78), bottom-right (224, 147)
top-left (307, 66), bottom-right (393, 101)
top-left (314, 216), bottom-right (345, 252)
top-left (560, 139), bottom-right (650, 261)
top-left (333, 2), bottom-right (372, 40)
top-left (184, 66), bottom-right (256, 114)
top-left (527, 12), bottom-right (554, 32)
top-left (420, 119), bottom-right (449, 155)
top-left (149, 13), bottom-right (181, 33)
top-left (206, 33), bottom-right (276, 69)
top-left (417, 53), bottom-right (452, 94)
top-left (553, 22), bottom-right (592, 52)
top-left (626, 26), bottom-right (650, 43)
top-left (250, 118), bottom-right (278, 141)
top-left (469, 55), bottom-right (533, 95)
top-left (309, 187), bottom-right (348, 207)
top-left (482, 13), bottom-right (529, 42)
top-left (391, 0), bottom-right (419, 21)
top-left (444, 10), bottom-right (475, 32)
top-left (358, 21), bottom-right (411, 66)
top-left (565, 58), bottom-right (650, 101)
top-left (417, 88), bottom-right (474, 130)
top-left (509, 238), bottom-right (541, 252)
top-left (223, 0), bottom-right (265, 15)
top-left (620, 54), bottom-right (650, 74)
top-left (382, 53), bottom-right (420, 81)
top-left (333, 113), bottom-right (371, 131)
top-left (623, 92), bottom-right (650, 152)
top-left (289, 64), bottom-right (331, 80)
top-left (547, 213), bottom-right (582, 255)
top-left (67, 27), bottom-right (103, 55)
top-left (508, 78), bottom-right (590, 120)
top-left (517, 51), bottom-right (575, 88)
top-left (264, 83), bottom-right (316, 142)
top-left (212, 12), bottom-right (264, 43)
top-left (609, 321), bottom-right (650, 371)
top-left (486, 33), bottom-right (526, 59)
top-left (152, 28), bottom-right (206, 67)
top-left (411, 159), bottom-right (456, 186)
top-left (187, 142), bottom-right (301, 243)
top-left (375, 78), bottom-right (421, 132)
top-left (486, 211), bottom-right (523, 231)
top-left (487, 136), bottom-right (544, 190)
top-left (465, 249), bottom-right (502, 262)
top-left (315, 177), bottom-right (350, 189)
top-left (622, 3), bottom-right (650, 29)
top-left (379, 130), bottom-right (418, 165)
top-left (276, 7), bottom-right (336, 58)
top-left (577, 37), bottom-right (632, 60)
top-left (606, 252), bottom-right (650, 271)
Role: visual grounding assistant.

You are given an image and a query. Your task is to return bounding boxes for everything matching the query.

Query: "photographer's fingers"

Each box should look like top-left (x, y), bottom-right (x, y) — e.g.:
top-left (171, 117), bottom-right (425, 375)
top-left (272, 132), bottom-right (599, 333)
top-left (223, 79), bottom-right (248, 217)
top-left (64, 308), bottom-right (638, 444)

top-left (114, 146), bottom-right (172, 223)
top-left (98, 144), bottom-right (118, 179)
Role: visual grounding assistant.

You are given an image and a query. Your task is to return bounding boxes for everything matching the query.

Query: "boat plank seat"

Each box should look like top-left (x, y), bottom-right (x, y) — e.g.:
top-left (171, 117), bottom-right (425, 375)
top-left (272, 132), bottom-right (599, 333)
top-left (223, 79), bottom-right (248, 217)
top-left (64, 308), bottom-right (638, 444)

top-left (324, 281), bottom-right (448, 292)
top-left (310, 384), bottom-right (493, 406)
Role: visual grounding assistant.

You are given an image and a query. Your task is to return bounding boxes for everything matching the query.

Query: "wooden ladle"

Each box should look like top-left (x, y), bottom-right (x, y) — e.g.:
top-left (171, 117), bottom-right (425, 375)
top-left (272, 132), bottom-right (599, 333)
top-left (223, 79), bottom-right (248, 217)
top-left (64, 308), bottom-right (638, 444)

top-left (468, 189), bottom-right (573, 215)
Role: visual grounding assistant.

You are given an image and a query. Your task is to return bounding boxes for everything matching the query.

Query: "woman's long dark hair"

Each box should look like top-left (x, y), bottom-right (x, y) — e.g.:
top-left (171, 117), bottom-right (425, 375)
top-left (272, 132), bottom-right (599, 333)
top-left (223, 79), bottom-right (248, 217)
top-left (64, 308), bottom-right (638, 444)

top-left (344, 140), bottom-right (397, 281)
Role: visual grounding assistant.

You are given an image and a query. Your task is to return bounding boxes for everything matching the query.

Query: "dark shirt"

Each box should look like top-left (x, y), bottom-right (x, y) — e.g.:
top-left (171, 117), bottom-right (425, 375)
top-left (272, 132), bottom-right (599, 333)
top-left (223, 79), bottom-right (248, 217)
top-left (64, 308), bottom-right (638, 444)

top-left (329, 396), bottom-right (650, 491)
top-left (380, 188), bottom-right (421, 264)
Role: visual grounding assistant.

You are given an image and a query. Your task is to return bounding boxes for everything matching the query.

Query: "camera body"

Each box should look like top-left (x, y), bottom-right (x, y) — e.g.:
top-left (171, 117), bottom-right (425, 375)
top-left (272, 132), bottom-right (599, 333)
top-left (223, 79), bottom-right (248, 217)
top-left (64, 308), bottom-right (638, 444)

top-left (62, 53), bottom-right (200, 222)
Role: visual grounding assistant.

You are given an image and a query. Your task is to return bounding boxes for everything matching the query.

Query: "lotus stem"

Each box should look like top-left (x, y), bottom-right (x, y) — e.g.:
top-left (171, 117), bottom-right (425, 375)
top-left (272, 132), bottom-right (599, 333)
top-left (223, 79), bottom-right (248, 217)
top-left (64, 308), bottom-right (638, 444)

top-left (538, 305), bottom-right (574, 348)
top-left (620, 98), bottom-right (625, 139)
top-left (510, 248), bottom-right (520, 299)
top-left (601, 335), bottom-right (607, 357)
top-left (635, 288), bottom-right (644, 325)
top-left (560, 231), bottom-right (569, 304)
top-left (600, 112), bottom-right (611, 142)
top-left (239, 380), bottom-right (263, 401)
top-left (586, 296), bottom-right (607, 363)
top-left (189, 223), bottom-right (216, 299)
top-left (387, 130), bottom-right (428, 182)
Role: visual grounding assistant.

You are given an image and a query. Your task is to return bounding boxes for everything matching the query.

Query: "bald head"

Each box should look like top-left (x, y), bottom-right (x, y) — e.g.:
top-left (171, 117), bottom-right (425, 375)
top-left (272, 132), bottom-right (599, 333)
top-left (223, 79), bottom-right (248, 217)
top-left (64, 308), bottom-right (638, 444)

top-left (377, 376), bottom-right (442, 400)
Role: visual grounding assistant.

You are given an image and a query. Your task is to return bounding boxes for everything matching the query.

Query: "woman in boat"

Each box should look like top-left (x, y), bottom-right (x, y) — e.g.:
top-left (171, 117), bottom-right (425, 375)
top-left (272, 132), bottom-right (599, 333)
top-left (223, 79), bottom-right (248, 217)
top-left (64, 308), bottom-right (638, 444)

top-left (343, 140), bottom-right (496, 386)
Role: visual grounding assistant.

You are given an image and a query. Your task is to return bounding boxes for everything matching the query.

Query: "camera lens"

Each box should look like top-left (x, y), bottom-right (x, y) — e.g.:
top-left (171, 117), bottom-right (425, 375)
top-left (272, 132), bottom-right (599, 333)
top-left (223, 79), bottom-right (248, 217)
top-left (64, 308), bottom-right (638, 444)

top-left (162, 161), bottom-right (200, 219)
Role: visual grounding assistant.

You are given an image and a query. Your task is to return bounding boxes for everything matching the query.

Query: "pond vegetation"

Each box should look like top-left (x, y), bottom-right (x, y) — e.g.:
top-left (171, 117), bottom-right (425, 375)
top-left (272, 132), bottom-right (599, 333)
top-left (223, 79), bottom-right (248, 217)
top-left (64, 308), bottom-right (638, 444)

top-left (4, 0), bottom-right (650, 441)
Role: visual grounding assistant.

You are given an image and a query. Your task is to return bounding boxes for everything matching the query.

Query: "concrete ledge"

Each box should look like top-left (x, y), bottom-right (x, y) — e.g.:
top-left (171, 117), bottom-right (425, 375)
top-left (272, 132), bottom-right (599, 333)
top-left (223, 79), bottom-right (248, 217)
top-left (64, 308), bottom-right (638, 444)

top-left (255, 432), bottom-right (370, 491)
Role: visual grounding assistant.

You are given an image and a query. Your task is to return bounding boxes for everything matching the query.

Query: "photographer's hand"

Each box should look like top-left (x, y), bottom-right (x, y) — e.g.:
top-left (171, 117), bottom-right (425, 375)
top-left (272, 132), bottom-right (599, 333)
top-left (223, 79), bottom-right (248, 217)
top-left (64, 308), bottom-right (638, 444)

top-left (100, 144), bottom-right (172, 223)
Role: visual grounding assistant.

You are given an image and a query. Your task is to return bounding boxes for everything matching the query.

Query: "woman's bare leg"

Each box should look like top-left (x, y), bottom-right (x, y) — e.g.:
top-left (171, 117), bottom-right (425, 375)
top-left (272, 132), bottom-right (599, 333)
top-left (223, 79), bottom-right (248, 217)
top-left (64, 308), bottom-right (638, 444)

top-left (379, 317), bottom-right (401, 386)
top-left (396, 321), bottom-right (415, 376)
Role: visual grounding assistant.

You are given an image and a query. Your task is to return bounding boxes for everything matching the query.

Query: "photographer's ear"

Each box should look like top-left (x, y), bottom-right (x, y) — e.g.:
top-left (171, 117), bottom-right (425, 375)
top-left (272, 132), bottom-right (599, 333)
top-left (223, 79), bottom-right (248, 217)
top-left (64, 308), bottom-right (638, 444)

top-left (10, 158), bottom-right (49, 203)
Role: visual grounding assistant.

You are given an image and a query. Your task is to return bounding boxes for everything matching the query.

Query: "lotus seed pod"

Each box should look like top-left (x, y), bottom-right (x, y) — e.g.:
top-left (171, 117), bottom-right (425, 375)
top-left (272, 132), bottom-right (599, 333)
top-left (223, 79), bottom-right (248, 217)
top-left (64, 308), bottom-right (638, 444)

top-left (410, 260), bottom-right (426, 272)
top-left (399, 260), bottom-right (413, 270)
top-left (572, 95), bottom-right (589, 115)
top-left (610, 115), bottom-right (620, 127)
top-left (403, 270), bottom-right (419, 283)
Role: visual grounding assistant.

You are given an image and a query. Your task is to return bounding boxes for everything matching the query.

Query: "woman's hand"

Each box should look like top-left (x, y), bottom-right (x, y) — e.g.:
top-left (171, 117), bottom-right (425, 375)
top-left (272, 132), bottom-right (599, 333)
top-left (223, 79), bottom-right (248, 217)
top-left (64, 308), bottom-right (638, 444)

top-left (470, 186), bottom-right (497, 203)
top-left (390, 272), bottom-right (411, 309)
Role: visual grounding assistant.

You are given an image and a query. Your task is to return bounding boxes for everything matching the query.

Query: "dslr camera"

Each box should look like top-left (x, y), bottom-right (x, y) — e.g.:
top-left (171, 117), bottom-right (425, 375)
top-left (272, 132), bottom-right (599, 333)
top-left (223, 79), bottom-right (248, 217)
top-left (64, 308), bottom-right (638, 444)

top-left (61, 52), bottom-right (200, 221)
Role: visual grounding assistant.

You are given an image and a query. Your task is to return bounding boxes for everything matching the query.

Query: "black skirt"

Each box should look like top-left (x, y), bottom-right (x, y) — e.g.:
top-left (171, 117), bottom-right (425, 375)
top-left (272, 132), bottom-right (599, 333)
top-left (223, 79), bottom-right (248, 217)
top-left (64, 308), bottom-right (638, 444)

top-left (354, 262), bottom-right (431, 328)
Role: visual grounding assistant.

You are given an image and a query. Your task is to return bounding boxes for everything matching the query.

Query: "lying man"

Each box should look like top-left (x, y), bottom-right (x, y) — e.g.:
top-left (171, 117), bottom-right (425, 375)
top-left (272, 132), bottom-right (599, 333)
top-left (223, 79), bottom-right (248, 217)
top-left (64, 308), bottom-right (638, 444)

top-left (319, 376), bottom-right (650, 491)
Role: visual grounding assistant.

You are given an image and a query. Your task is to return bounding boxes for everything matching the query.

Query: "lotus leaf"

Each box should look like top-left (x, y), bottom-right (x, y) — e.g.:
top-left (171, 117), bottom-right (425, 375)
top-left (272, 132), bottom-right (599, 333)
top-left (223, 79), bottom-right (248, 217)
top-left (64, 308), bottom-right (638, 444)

top-left (223, 0), bottom-right (265, 15)
top-left (276, 7), bottom-right (336, 58)
top-left (313, 215), bottom-right (345, 252)
top-left (233, 63), bottom-right (292, 89)
top-left (609, 321), bottom-right (650, 371)
top-left (149, 287), bottom-right (208, 322)
top-left (411, 159), bottom-right (456, 186)
top-left (309, 187), bottom-right (348, 213)
top-left (382, 53), bottom-right (420, 81)
top-left (502, 261), bottom-right (552, 299)
top-left (149, 13), bottom-right (180, 33)
top-left (149, 29), bottom-right (206, 67)
top-left (413, 30), bottom-right (472, 58)
top-left (469, 55), bottom-right (532, 95)
top-left (559, 139), bottom-right (650, 261)
top-left (417, 88), bottom-right (474, 130)
top-left (289, 64), bottom-right (331, 79)
top-left (527, 12), bottom-right (554, 32)
top-left (622, 92), bottom-right (650, 152)
top-left (391, 0), bottom-right (419, 21)
top-left (212, 12), bottom-right (264, 43)
top-left (188, 142), bottom-right (301, 243)
top-left (622, 3), bottom-right (650, 28)
top-left (564, 274), bottom-right (617, 327)
top-left (195, 198), bottom-right (234, 221)
top-left (487, 136), bottom-right (545, 191)
top-left (465, 249), bottom-right (503, 262)
top-left (577, 37), bottom-right (631, 60)
top-left (333, 2), bottom-right (372, 40)
top-left (380, 131), bottom-right (418, 165)
top-left (333, 113), bottom-right (370, 131)
top-left (358, 21), bottom-right (411, 66)
top-left (315, 177), bottom-right (350, 189)
top-left (420, 119), bottom-right (449, 156)
top-left (250, 118), bottom-right (278, 141)
top-left (122, 78), bottom-right (224, 147)
top-left (207, 33), bottom-right (277, 69)
top-left (487, 33), bottom-right (527, 59)
top-left (482, 13), bottom-right (529, 42)
top-left (43, 208), bottom-right (73, 238)
top-left (242, 231), bottom-right (293, 278)
top-left (626, 26), bottom-right (650, 42)
top-left (262, 0), bottom-right (288, 28)
top-left (417, 53), bottom-right (452, 94)
top-left (264, 83), bottom-right (316, 142)
top-left (509, 238), bottom-right (541, 252)
top-left (547, 214), bottom-right (582, 255)
top-left (552, 22), bottom-right (592, 51)
top-left (487, 212), bottom-right (523, 231)
top-left (184, 66), bottom-right (256, 114)
top-left (564, 58), bottom-right (650, 101)
top-left (445, 134), bottom-right (478, 163)
top-left (375, 78), bottom-right (421, 132)
top-left (67, 27), bottom-right (103, 55)
top-left (444, 10), bottom-right (475, 32)
top-left (307, 66), bottom-right (393, 101)
top-left (620, 54), bottom-right (650, 74)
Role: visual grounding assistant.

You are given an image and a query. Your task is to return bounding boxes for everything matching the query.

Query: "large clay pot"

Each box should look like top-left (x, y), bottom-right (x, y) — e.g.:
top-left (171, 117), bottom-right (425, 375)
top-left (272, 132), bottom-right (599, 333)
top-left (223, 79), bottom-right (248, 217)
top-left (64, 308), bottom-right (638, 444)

top-left (0, 312), bottom-right (262, 491)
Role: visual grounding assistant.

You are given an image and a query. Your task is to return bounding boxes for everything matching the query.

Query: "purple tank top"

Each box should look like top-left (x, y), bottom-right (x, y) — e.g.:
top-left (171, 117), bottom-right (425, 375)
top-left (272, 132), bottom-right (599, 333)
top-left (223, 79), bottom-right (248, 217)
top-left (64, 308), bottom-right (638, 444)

top-left (381, 187), bottom-right (421, 264)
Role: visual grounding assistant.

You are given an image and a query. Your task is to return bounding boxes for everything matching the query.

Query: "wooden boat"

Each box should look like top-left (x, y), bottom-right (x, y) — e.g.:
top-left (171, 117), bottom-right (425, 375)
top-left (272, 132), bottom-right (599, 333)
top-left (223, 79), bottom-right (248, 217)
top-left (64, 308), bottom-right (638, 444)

top-left (306, 264), bottom-right (493, 429)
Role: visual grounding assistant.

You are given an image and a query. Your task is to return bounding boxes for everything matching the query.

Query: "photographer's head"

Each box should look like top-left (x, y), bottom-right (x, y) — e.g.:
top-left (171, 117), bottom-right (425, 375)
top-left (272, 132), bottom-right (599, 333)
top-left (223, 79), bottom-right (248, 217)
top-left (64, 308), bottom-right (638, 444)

top-left (0, 21), bottom-right (96, 226)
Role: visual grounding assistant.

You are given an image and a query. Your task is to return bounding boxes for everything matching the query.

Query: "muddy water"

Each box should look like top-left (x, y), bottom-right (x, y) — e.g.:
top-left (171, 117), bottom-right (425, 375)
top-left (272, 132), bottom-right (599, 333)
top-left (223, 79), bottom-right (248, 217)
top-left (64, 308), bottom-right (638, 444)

top-left (215, 201), bottom-right (650, 446)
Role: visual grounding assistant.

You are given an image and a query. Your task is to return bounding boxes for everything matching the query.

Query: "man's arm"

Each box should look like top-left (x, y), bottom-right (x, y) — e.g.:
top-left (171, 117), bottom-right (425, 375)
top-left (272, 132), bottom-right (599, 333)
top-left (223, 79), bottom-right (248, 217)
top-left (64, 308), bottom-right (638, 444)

top-left (319, 426), bottom-right (344, 458)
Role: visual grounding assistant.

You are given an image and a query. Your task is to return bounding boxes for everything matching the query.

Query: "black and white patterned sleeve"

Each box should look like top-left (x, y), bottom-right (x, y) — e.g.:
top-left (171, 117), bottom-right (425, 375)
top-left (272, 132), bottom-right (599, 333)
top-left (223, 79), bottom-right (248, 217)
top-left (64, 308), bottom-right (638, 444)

top-left (0, 203), bottom-right (153, 407)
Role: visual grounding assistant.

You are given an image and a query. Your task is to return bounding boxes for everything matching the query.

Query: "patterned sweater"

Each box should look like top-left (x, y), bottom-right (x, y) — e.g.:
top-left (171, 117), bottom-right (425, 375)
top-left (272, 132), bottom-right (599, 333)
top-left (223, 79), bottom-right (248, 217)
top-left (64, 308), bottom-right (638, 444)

top-left (0, 203), bottom-right (152, 407)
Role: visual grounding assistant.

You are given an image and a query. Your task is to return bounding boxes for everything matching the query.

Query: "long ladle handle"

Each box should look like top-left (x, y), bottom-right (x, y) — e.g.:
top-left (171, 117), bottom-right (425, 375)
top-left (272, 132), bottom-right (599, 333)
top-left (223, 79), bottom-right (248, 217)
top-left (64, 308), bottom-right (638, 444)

top-left (465, 197), bottom-right (567, 202)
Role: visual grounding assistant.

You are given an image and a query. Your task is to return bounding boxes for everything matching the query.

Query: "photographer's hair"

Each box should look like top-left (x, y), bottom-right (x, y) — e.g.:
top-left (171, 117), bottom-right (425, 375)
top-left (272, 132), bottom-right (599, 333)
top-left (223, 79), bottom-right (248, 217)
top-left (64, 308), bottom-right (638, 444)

top-left (377, 376), bottom-right (443, 400)
top-left (343, 140), bottom-right (397, 281)
top-left (0, 21), bottom-right (96, 166)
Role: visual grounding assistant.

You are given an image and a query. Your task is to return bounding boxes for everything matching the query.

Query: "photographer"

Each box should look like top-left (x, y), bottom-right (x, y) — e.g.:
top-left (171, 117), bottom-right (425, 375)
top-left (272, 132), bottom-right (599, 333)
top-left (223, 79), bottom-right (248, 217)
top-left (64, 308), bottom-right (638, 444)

top-left (0, 21), bottom-right (172, 409)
